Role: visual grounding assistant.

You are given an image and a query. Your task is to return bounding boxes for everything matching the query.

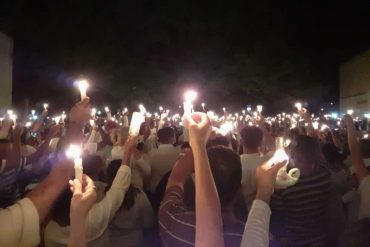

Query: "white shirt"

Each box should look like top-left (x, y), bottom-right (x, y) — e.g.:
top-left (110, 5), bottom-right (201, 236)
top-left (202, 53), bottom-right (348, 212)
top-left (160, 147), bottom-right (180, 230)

top-left (109, 190), bottom-right (154, 247)
top-left (240, 153), bottom-right (267, 209)
top-left (44, 165), bottom-right (131, 247)
top-left (0, 197), bottom-right (40, 247)
top-left (111, 146), bottom-right (124, 161)
top-left (358, 175), bottom-right (370, 219)
top-left (148, 144), bottom-right (180, 192)
top-left (241, 200), bottom-right (270, 247)
top-left (131, 155), bottom-right (151, 190)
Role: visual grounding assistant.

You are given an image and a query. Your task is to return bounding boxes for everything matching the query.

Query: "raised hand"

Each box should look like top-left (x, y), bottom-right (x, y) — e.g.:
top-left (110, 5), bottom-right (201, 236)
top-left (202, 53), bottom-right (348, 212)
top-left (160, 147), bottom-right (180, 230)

top-left (69, 175), bottom-right (97, 220)
top-left (183, 112), bottom-right (212, 147)
top-left (69, 97), bottom-right (91, 126)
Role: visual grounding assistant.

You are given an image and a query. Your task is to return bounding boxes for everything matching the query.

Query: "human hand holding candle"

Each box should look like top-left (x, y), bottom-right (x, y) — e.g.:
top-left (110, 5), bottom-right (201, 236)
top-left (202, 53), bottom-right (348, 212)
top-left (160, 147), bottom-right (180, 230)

top-left (66, 144), bottom-right (83, 183)
top-left (294, 102), bottom-right (302, 111)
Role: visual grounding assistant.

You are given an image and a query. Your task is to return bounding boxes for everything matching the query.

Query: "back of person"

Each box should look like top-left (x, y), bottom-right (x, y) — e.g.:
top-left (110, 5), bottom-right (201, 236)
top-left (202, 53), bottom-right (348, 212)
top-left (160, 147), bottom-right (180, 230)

top-left (159, 146), bottom-right (245, 247)
top-left (270, 135), bottom-right (332, 246)
top-left (148, 127), bottom-right (180, 192)
top-left (109, 188), bottom-right (153, 247)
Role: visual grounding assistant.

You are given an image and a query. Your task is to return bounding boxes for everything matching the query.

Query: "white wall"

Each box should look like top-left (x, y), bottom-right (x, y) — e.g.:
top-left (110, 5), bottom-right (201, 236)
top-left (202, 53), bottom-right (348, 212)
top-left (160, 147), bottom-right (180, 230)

top-left (0, 32), bottom-right (13, 108)
top-left (340, 50), bottom-right (370, 115)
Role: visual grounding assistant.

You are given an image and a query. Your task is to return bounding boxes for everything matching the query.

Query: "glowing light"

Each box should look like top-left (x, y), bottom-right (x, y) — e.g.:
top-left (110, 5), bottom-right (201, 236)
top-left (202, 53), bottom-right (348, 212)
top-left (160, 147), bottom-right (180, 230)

top-left (219, 121), bottom-right (233, 136)
top-left (91, 108), bottom-right (97, 116)
top-left (320, 124), bottom-right (329, 131)
top-left (347, 109), bottom-right (354, 115)
top-left (257, 105), bottom-right (263, 113)
top-left (25, 122), bottom-right (32, 127)
top-left (31, 110), bottom-right (36, 115)
top-left (43, 103), bottom-right (49, 110)
top-left (76, 79), bottom-right (89, 100)
top-left (363, 134), bottom-right (369, 139)
top-left (312, 121), bottom-right (319, 130)
top-left (89, 120), bottom-right (95, 126)
top-left (331, 112), bottom-right (338, 119)
top-left (139, 104), bottom-right (146, 114)
top-left (129, 112), bottom-right (145, 136)
top-left (247, 106), bottom-right (252, 112)
top-left (66, 144), bottom-right (83, 183)
top-left (159, 106), bottom-right (163, 112)
top-left (7, 110), bottom-right (13, 115)
top-left (294, 102), bottom-right (302, 111)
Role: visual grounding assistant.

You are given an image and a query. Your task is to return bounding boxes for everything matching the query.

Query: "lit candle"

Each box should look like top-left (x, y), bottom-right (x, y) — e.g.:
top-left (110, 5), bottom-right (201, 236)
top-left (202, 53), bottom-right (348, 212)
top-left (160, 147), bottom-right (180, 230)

top-left (43, 103), bottom-right (48, 111)
top-left (91, 108), bottom-right (97, 117)
top-left (201, 102), bottom-right (205, 112)
top-left (256, 105), bottom-right (263, 114)
top-left (247, 106), bottom-right (252, 112)
top-left (66, 144), bottom-right (83, 183)
top-left (139, 104), bottom-right (146, 115)
top-left (76, 79), bottom-right (89, 100)
top-left (222, 107), bottom-right (226, 113)
top-left (89, 119), bottom-right (95, 126)
top-left (294, 102), bottom-right (302, 111)
top-left (159, 106), bottom-right (163, 112)
top-left (31, 110), bottom-right (36, 115)
top-left (183, 90), bottom-right (197, 115)
top-left (347, 109), bottom-right (354, 115)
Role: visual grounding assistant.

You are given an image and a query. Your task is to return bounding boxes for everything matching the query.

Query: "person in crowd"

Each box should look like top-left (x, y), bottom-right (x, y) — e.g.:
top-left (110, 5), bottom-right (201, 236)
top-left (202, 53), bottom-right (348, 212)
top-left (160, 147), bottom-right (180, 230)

top-left (0, 98), bottom-right (91, 247)
top-left (139, 122), bottom-right (157, 153)
top-left (239, 126), bottom-right (269, 209)
top-left (82, 155), bottom-right (106, 202)
top-left (44, 137), bottom-right (133, 247)
top-left (148, 127), bottom-right (180, 193)
top-left (270, 135), bottom-right (333, 246)
top-left (107, 160), bottom-right (154, 247)
top-left (68, 175), bottom-right (97, 247)
top-left (159, 128), bottom-right (244, 246)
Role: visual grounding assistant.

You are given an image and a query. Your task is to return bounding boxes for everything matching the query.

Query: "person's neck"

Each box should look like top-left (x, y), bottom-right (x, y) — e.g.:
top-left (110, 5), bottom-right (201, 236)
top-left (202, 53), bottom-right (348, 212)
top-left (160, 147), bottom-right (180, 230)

top-left (243, 147), bottom-right (259, 154)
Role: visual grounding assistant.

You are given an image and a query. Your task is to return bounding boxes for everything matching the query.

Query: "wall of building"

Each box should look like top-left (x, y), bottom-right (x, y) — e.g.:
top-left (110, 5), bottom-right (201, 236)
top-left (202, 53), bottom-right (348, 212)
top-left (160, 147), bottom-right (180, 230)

top-left (0, 32), bottom-right (13, 109)
top-left (340, 49), bottom-right (370, 115)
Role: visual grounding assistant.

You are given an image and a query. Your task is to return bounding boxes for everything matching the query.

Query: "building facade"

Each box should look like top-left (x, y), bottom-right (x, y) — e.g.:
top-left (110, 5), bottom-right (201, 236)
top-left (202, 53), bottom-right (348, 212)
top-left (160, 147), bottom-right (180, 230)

top-left (340, 50), bottom-right (370, 115)
top-left (0, 32), bottom-right (13, 108)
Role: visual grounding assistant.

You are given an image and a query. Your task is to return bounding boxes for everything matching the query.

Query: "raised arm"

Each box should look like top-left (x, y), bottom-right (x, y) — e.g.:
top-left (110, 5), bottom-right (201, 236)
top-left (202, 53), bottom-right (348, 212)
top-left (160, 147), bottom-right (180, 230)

top-left (342, 114), bottom-right (369, 182)
top-left (184, 112), bottom-right (224, 247)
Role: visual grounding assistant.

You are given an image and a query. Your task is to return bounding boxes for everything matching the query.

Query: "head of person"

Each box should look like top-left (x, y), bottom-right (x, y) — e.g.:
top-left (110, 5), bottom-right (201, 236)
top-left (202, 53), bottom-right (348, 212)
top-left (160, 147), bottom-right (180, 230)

top-left (360, 139), bottom-right (370, 159)
top-left (106, 160), bottom-right (140, 210)
top-left (139, 122), bottom-right (151, 139)
top-left (240, 126), bottom-right (263, 153)
top-left (291, 135), bottom-right (321, 169)
top-left (157, 127), bottom-right (175, 145)
top-left (207, 145), bottom-right (242, 210)
top-left (206, 136), bottom-right (229, 149)
top-left (83, 155), bottom-right (104, 181)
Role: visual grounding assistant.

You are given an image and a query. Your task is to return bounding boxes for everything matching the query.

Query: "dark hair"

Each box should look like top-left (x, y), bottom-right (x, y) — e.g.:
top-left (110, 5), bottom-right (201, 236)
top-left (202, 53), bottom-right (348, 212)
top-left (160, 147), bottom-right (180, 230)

top-left (51, 188), bottom-right (72, 226)
top-left (139, 122), bottom-right (150, 136)
top-left (207, 136), bottom-right (229, 149)
top-left (240, 126), bottom-right (263, 149)
top-left (291, 135), bottom-right (320, 167)
top-left (207, 146), bottom-right (241, 207)
top-left (82, 155), bottom-right (104, 180)
top-left (157, 127), bottom-right (175, 144)
top-left (360, 139), bottom-right (370, 158)
top-left (106, 160), bottom-right (140, 210)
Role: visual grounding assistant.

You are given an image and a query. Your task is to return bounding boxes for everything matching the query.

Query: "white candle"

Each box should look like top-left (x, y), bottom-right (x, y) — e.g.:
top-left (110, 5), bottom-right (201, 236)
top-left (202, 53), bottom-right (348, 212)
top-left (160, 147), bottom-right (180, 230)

top-left (159, 106), bottom-right (163, 112)
top-left (294, 102), bottom-right (302, 111)
top-left (247, 106), bottom-right (251, 112)
top-left (257, 105), bottom-right (263, 113)
top-left (139, 104), bottom-right (146, 114)
top-left (76, 79), bottom-right (89, 100)
top-left (43, 103), bottom-right (48, 111)
top-left (66, 144), bottom-right (83, 183)
top-left (201, 102), bottom-right (205, 111)
top-left (183, 90), bottom-right (197, 115)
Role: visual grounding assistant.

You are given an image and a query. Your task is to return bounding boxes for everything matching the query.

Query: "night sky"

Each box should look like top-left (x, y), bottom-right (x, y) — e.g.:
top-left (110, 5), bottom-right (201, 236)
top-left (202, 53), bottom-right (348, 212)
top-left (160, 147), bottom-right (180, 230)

top-left (1, 0), bottom-right (370, 113)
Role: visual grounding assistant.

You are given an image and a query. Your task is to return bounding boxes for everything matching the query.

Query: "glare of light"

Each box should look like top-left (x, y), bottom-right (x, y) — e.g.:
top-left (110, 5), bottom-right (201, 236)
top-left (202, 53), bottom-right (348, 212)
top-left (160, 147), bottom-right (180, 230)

top-left (363, 134), bottom-right (369, 139)
top-left (54, 116), bottom-right (61, 123)
top-left (7, 110), bottom-right (13, 115)
top-left (145, 112), bottom-right (152, 118)
top-left (104, 106), bottom-right (110, 112)
top-left (32, 115), bottom-right (38, 120)
top-left (76, 79), bottom-right (89, 100)
top-left (66, 144), bottom-right (82, 159)
top-left (294, 102), bottom-right (302, 111)
top-left (222, 107), bottom-right (226, 112)
top-left (25, 122), bottom-right (32, 127)
top-left (91, 108), bottom-right (97, 116)
top-left (257, 105), bottom-right (263, 113)
top-left (312, 121), bottom-right (319, 130)
top-left (43, 103), bottom-right (49, 110)
top-left (320, 124), bottom-right (329, 131)
top-left (331, 112), bottom-right (338, 119)
top-left (89, 120), bottom-right (94, 126)
top-left (247, 106), bottom-right (252, 112)
top-left (242, 110), bottom-right (246, 115)
top-left (139, 104), bottom-right (146, 114)
top-left (123, 107), bottom-right (128, 113)
top-left (347, 109), bottom-right (354, 115)
top-left (159, 106), bottom-right (163, 112)
top-left (364, 113), bottom-right (370, 119)
top-left (219, 121), bottom-right (233, 136)
top-left (31, 110), bottom-right (36, 115)
top-left (201, 102), bottom-right (205, 107)
top-left (184, 90), bottom-right (197, 102)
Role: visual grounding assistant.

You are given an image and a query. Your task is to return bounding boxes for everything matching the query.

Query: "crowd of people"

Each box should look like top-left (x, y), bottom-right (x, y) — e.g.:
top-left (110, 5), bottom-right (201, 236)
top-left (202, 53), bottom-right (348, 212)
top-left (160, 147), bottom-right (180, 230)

top-left (0, 96), bottom-right (369, 247)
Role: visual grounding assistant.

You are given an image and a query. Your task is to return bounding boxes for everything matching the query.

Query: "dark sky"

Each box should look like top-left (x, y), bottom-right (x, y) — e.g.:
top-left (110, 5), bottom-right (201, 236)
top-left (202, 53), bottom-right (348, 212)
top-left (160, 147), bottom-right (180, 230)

top-left (1, 0), bottom-right (370, 112)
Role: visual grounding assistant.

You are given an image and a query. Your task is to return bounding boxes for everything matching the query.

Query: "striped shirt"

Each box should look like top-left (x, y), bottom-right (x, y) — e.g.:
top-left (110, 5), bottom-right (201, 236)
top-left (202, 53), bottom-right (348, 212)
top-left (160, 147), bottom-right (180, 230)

top-left (0, 158), bottom-right (27, 208)
top-left (159, 186), bottom-right (244, 247)
top-left (270, 166), bottom-right (331, 247)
